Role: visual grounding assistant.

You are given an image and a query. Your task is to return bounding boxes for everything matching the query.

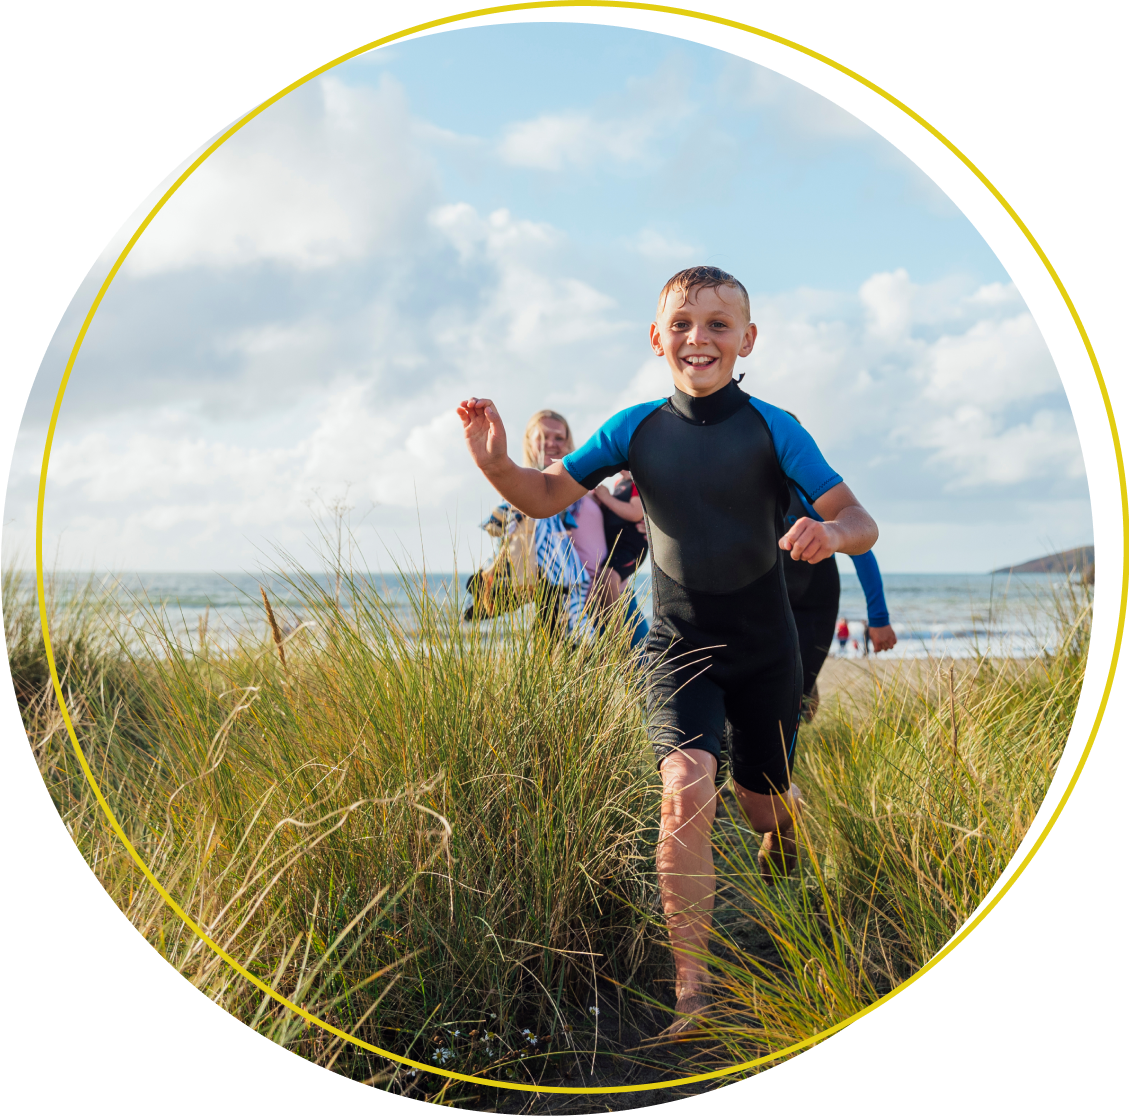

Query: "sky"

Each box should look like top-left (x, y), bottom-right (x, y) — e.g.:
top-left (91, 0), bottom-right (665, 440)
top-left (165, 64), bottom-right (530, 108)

top-left (4, 22), bottom-right (1091, 574)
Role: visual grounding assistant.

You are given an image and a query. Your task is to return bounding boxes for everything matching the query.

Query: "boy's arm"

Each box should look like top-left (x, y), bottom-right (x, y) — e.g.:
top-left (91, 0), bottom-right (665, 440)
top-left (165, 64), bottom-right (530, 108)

top-left (780, 482), bottom-right (877, 562)
top-left (458, 397), bottom-right (587, 517)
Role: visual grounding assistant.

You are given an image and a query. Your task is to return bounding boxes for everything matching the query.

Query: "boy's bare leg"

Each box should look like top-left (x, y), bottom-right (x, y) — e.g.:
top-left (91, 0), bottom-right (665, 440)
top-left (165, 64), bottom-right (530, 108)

top-left (732, 781), bottom-right (803, 879)
top-left (657, 749), bottom-right (719, 1032)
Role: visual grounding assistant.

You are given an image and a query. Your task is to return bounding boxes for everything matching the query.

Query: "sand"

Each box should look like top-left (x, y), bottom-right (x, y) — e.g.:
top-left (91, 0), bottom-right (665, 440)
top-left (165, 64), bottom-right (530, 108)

top-left (808, 652), bottom-right (1031, 721)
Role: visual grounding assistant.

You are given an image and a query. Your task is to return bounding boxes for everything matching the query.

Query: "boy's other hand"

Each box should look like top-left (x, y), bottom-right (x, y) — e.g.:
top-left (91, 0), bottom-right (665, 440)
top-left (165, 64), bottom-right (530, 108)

top-left (779, 517), bottom-right (837, 563)
top-left (458, 397), bottom-right (509, 475)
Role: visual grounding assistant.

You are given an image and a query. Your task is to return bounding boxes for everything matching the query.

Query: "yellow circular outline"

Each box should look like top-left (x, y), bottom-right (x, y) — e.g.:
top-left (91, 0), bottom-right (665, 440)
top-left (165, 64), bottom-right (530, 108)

top-left (32, 0), bottom-right (1125, 1097)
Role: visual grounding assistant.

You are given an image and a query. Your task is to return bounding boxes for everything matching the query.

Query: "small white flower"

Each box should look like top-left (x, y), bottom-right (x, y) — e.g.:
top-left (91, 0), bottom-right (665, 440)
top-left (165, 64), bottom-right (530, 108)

top-left (588, 1005), bottom-right (600, 1017)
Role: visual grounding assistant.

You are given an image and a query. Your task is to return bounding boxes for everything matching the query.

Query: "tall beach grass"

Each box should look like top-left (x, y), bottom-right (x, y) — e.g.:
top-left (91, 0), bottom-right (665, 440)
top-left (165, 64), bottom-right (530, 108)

top-left (3, 561), bottom-right (1088, 1106)
top-left (694, 579), bottom-right (1089, 1077)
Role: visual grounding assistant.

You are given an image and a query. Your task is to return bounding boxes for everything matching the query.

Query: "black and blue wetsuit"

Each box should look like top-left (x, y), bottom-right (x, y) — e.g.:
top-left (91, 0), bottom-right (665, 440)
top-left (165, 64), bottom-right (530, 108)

top-left (562, 378), bottom-right (843, 795)
top-left (781, 483), bottom-right (890, 697)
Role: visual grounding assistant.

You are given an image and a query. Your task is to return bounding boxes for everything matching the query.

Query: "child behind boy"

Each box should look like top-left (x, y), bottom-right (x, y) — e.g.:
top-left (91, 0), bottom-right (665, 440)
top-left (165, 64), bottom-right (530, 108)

top-left (457, 266), bottom-right (878, 1036)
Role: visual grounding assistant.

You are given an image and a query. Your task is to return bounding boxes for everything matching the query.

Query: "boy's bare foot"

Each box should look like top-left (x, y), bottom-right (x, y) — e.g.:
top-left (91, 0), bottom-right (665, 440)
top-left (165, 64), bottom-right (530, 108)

top-left (656, 990), bottom-right (711, 1040)
top-left (758, 829), bottom-right (798, 881)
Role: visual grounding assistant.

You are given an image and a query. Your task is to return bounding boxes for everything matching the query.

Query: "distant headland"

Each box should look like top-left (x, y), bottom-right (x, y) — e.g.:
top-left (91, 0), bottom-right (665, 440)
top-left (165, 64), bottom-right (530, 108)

top-left (993, 545), bottom-right (1094, 582)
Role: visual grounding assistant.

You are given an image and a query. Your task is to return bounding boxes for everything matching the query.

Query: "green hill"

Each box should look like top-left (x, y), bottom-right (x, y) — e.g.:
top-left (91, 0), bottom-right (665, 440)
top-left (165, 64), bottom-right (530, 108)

top-left (993, 545), bottom-right (1094, 577)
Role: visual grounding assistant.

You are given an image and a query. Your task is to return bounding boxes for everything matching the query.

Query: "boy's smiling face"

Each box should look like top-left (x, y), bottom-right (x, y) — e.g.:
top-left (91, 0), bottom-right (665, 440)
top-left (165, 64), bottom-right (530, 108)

top-left (649, 283), bottom-right (757, 398)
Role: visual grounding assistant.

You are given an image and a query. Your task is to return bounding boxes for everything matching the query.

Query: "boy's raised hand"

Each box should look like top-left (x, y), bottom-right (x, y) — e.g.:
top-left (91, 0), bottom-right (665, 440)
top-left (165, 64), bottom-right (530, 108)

top-left (458, 397), bottom-right (509, 475)
top-left (457, 395), bottom-right (587, 518)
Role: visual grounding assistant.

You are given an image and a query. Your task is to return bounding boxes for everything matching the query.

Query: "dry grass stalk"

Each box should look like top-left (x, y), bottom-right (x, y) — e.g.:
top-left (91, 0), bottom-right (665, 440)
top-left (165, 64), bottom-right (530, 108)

top-left (260, 586), bottom-right (286, 668)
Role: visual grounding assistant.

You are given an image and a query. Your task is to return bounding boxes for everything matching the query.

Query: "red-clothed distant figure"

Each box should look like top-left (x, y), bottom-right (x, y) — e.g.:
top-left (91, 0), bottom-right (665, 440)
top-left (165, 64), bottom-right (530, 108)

top-left (836, 617), bottom-right (850, 653)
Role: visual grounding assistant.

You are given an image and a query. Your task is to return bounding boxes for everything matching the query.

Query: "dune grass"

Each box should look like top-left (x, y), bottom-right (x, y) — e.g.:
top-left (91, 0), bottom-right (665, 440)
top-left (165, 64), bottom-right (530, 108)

top-left (7, 562), bottom-right (664, 1100)
top-left (4, 562), bottom-right (1087, 1106)
top-left (695, 581), bottom-right (1089, 1076)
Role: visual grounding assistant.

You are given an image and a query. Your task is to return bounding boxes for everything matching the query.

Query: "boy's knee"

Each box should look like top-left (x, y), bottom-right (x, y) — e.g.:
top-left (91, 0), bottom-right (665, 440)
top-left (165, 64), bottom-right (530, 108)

top-left (661, 750), bottom-right (717, 795)
top-left (660, 750), bottom-right (718, 825)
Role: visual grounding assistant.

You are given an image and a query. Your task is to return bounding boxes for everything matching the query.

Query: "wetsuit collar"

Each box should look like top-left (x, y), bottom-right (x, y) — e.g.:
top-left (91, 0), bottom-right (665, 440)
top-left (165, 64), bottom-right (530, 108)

top-left (668, 378), bottom-right (748, 425)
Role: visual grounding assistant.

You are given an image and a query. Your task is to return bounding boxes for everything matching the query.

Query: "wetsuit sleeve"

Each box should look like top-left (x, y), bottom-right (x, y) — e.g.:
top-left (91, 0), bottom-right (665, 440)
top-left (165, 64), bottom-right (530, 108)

top-left (748, 397), bottom-right (843, 502)
top-left (561, 400), bottom-right (665, 489)
top-left (850, 551), bottom-right (890, 627)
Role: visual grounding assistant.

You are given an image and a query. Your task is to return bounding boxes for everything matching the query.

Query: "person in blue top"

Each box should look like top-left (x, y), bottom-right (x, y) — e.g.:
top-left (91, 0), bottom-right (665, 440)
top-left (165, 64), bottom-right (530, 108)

top-left (457, 266), bottom-right (879, 1035)
top-left (781, 478), bottom-right (897, 719)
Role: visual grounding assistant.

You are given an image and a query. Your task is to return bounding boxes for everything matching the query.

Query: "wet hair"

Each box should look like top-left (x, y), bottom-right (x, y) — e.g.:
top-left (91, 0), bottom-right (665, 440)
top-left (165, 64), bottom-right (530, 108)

top-left (657, 265), bottom-right (751, 321)
top-left (522, 409), bottom-right (575, 470)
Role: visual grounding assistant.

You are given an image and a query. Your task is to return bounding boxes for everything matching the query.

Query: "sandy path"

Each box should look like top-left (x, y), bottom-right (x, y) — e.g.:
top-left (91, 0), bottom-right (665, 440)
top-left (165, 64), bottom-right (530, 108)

top-left (808, 652), bottom-right (1032, 721)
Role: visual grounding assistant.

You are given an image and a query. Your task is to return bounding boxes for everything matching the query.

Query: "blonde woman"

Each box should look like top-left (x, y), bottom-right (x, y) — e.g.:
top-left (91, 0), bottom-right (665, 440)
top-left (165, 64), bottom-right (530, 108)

top-left (519, 410), bottom-right (592, 636)
top-left (522, 408), bottom-right (573, 472)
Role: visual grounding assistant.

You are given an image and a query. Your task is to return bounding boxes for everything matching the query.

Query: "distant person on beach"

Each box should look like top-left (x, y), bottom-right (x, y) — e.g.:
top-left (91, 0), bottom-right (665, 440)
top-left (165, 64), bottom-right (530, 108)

top-left (458, 266), bottom-right (879, 1037)
top-left (836, 617), bottom-right (849, 653)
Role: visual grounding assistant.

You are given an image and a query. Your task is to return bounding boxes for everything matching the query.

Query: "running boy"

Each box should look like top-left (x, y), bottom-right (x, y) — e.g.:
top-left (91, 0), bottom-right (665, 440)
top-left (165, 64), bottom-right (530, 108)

top-left (457, 266), bottom-right (878, 1034)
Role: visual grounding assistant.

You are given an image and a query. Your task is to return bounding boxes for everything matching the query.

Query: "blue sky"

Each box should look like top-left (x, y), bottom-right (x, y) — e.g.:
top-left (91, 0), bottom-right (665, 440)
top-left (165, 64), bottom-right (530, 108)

top-left (5, 22), bottom-right (1090, 573)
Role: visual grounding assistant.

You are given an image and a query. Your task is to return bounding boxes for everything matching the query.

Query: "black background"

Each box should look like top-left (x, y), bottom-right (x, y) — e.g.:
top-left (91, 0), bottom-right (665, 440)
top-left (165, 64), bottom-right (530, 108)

top-left (6, 6), bottom-right (1119, 1106)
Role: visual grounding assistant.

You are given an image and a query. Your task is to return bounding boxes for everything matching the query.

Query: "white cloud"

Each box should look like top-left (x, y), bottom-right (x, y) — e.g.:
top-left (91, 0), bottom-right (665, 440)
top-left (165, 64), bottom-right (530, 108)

top-left (496, 62), bottom-right (689, 172)
top-left (125, 75), bottom-right (437, 275)
top-left (965, 281), bottom-right (1021, 308)
top-left (498, 107), bottom-right (668, 170)
top-left (429, 203), bottom-right (628, 359)
top-left (739, 272), bottom-right (1080, 492)
top-left (917, 314), bottom-right (1060, 407)
top-left (860, 268), bottom-right (914, 341)
top-left (499, 112), bottom-right (615, 171)
top-left (429, 203), bottom-right (559, 264)
top-left (916, 407), bottom-right (1086, 488)
top-left (15, 214), bottom-right (1083, 570)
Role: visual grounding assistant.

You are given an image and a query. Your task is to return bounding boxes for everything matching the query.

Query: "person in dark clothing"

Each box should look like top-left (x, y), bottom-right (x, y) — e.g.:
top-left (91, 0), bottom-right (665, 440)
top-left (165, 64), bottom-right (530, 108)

top-left (781, 480), bottom-right (897, 718)
top-left (590, 469), bottom-right (650, 648)
top-left (594, 469), bottom-right (649, 577)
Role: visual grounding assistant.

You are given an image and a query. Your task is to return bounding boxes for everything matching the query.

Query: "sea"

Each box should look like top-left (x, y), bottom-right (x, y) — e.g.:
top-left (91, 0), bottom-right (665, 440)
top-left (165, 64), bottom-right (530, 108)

top-left (21, 566), bottom-right (1082, 661)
